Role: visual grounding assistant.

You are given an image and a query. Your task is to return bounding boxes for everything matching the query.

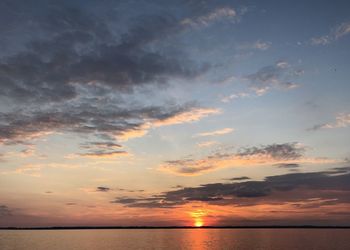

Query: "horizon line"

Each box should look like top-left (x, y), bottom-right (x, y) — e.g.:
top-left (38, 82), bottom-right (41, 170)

top-left (2, 225), bottom-right (350, 230)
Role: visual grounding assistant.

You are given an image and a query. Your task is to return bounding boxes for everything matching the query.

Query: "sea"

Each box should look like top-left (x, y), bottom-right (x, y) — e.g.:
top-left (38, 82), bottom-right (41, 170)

top-left (0, 229), bottom-right (349, 250)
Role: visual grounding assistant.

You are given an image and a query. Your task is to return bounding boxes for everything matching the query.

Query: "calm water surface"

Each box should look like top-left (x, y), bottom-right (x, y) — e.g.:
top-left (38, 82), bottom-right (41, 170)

top-left (0, 229), bottom-right (349, 250)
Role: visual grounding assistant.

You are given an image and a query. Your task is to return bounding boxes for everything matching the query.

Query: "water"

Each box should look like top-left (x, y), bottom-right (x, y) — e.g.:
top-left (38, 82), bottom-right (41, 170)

top-left (0, 229), bottom-right (349, 250)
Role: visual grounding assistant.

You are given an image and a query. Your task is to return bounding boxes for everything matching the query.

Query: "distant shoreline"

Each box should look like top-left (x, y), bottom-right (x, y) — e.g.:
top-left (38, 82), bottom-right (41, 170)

top-left (1, 226), bottom-right (350, 230)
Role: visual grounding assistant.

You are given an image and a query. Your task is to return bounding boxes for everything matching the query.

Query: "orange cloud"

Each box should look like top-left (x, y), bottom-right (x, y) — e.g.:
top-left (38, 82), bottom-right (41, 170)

top-left (119, 107), bottom-right (220, 141)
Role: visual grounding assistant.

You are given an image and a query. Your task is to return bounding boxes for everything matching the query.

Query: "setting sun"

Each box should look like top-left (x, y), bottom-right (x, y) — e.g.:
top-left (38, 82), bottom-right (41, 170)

top-left (190, 209), bottom-right (207, 227)
top-left (194, 219), bottom-right (204, 227)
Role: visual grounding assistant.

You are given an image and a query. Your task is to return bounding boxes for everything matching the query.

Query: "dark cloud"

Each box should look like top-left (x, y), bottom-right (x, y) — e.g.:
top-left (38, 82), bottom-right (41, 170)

top-left (113, 167), bottom-right (350, 208)
top-left (237, 143), bottom-right (304, 160)
top-left (0, 2), bottom-right (208, 105)
top-left (277, 163), bottom-right (300, 169)
top-left (65, 203), bottom-right (76, 206)
top-left (96, 187), bottom-right (111, 192)
top-left (227, 176), bottom-right (251, 181)
top-left (81, 142), bottom-right (122, 149)
top-left (0, 205), bottom-right (12, 216)
top-left (78, 150), bottom-right (127, 158)
top-left (113, 198), bottom-right (138, 204)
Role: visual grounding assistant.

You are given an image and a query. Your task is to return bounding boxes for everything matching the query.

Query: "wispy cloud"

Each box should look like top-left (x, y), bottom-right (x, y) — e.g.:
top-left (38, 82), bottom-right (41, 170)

top-left (245, 61), bottom-right (300, 95)
top-left (221, 92), bottom-right (250, 103)
top-left (311, 21), bottom-right (350, 45)
top-left (195, 128), bottom-right (233, 137)
top-left (197, 141), bottom-right (218, 148)
top-left (118, 107), bottom-right (221, 141)
top-left (152, 108), bottom-right (220, 127)
top-left (181, 7), bottom-right (237, 27)
top-left (78, 150), bottom-right (128, 158)
top-left (14, 163), bottom-right (80, 177)
top-left (308, 113), bottom-right (350, 131)
top-left (238, 40), bottom-right (271, 51)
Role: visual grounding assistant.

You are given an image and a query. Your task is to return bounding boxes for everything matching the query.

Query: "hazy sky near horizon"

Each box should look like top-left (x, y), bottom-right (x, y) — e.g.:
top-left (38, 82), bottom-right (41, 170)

top-left (1, 0), bottom-right (350, 227)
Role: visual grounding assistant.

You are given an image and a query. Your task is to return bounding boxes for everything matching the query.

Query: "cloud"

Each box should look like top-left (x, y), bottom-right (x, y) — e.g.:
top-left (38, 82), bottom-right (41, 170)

top-left (252, 40), bottom-right (271, 50)
top-left (113, 167), bottom-right (350, 208)
top-left (277, 163), bottom-right (300, 169)
top-left (96, 186), bottom-right (111, 192)
top-left (227, 176), bottom-right (251, 181)
top-left (19, 145), bottom-right (36, 157)
top-left (0, 2), bottom-right (220, 152)
top-left (78, 150), bottom-right (128, 158)
top-left (308, 113), bottom-right (350, 131)
top-left (181, 7), bottom-right (237, 27)
top-left (159, 143), bottom-right (336, 175)
top-left (152, 107), bottom-right (220, 127)
top-left (238, 40), bottom-right (271, 51)
top-left (14, 163), bottom-right (79, 177)
top-left (102, 106), bottom-right (220, 142)
top-left (311, 21), bottom-right (350, 45)
top-left (221, 92), bottom-right (250, 103)
top-left (197, 141), bottom-right (218, 148)
top-left (0, 205), bottom-right (12, 217)
top-left (0, 103), bottom-right (218, 145)
top-left (237, 143), bottom-right (304, 160)
top-left (15, 164), bottom-right (42, 177)
top-left (81, 142), bottom-right (122, 150)
top-left (311, 36), bottom-right (331, 45)
top-left (66, 203), bottom-right (76, 206)
top-left (245, 61), bottom-right (300, 95)
top-left (195, 128), bottom-right (233, 137)
top-left (77, 141), bottom-right (127, 158)
top-left (334, 22), bottom-right (350, 39)
top-left (0, 4), bottom-right (210, 105)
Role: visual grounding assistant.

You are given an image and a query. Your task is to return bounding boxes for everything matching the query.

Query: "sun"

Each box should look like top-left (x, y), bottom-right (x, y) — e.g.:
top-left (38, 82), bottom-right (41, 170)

top-left (190, 209), bottom-right (206, 227)
top-left (194, 219), bottom-right (203, 227)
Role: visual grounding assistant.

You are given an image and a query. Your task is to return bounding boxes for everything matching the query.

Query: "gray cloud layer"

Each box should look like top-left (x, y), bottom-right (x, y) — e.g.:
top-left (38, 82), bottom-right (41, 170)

top-left (0, 1), bottom-right (211, 105)
top-left (0, 1), bottom-right (216, 150)
top-left (113, 167), bottom-right (350, 208)
top-left (161, 143), bottom-right (306, 175)
top-left (0, 102), bottom-right (205, 145)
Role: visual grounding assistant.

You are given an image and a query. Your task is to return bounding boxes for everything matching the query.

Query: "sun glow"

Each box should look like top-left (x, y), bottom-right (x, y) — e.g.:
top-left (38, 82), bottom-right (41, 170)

top-left (190, 209), bottom-right (207, 227)
top-left (194, 218), bottom-right (204, 227)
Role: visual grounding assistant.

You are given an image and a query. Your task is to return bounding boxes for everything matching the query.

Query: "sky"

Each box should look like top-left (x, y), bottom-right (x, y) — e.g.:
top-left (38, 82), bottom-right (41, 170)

top-left (0, 0), bottom-right (350, 227)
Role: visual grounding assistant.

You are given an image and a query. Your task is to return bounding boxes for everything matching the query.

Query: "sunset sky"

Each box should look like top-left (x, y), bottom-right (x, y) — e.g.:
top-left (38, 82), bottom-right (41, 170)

top-left (1, 0), bottom-right (350, 227)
